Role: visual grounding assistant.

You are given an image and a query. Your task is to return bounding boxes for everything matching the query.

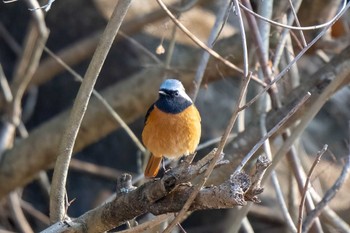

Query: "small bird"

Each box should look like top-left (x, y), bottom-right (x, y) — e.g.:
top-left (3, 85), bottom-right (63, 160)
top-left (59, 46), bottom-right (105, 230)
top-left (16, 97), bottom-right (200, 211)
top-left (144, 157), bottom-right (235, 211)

top-left (142, 79), bottom-right (201, 177)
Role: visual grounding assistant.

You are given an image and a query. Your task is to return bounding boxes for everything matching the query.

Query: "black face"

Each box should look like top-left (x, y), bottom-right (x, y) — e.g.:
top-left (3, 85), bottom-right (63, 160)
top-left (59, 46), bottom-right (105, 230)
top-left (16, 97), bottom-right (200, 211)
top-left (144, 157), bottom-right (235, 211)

top-left (155, 89), bottom-right (192, 114)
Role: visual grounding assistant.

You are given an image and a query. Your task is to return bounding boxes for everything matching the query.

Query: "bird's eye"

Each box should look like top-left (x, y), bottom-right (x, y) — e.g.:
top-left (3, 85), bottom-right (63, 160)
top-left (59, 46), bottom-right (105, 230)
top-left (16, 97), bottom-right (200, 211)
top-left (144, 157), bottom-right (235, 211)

top-left (174, 91), bottom-right (179, 96)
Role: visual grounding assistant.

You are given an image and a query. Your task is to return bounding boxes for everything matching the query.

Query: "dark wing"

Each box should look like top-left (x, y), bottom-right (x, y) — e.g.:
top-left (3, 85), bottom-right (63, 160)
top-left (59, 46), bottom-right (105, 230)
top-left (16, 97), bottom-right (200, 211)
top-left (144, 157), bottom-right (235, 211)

top-left (144, 103), bottom-right (155, 124)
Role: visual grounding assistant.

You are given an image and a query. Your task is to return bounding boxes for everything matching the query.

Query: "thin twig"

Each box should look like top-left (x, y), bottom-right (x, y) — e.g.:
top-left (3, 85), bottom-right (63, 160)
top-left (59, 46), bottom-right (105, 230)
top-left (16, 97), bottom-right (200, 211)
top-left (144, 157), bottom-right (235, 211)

top-left (163, 0), bottom-right (199, 70)
top-left (233, 0), bottom-right (248, 77)
top-left (69, 158), bottom-right (132, 181)
top-left (28, 0), bottom-right (55, 12)
top-left (164, 0), bottom-right (200, 68)
top-left (0, 22), bottom-right (22, 55)
top-left (260, 107), bottom-right (297, 233)
top-left (256, 0), bottom-right (273, 60)
top-left (241, 0), bottom-right (276, 107)
top-left (308, 119), bottom-right (350, 232)
top-left (297, 145), bottom-right (328, 233)
top-left (239, 1), bottom-right (347, 31)
top-left (310, 189), bottom-right (350, 233)
top-left (163, 73), bottom-right (252, 233)
top-left (31, 5), bottom-right (171, 87)
top-left (256, 56), bottom-right (350, 232)
top-left (0, 65), bottom-right (13, 103)
top-left (21, 200), bottom-right (50, 225)
top-left (156, 0), bottom-right (266, 87)
top-left (118, 214), bottom-right (172, 233)
top-left (235, 92), bottom-right (311, 173)
top-left (287, 0), bottom-right (307, 47)
top-left (264, 54), bottom-right (350, 179)
top-left (10, 0), bottom-right (48, 127)
top-left (0, 64), bottom-right (16, 157)
top-left (251, 3), bottom-right (329, 231)
top-left (271, 170), bottom-right (298, 233)
top-left (283, 133), bottom-right (324, 233)
top-left (256, 3), bottom-right (294, 230)
top-left (272, 14), bottom-right (290, 72)
top-left (8, 192), bottom-right (34, 233)
top-left (119, 31), bottom-right (162, 65)
top-left (232, 0), bottom-right (248, 133)
top-left (164, 22), bottom-right (178, 69)
top-left (211, 1), bottom-right (233, 46)
top-left (2, 1), bottom-right (46, 162)
top-left (229, 1), bottom-right (274, 227)
top-left (191, 0), bottom-right (232, 101)
top-left (260, 8), bottom-right (349, 228)
top-left (197, 134), bottom-right (235, 151)
top-left (283, 31), bottom-right (301, 88)
top-left (303, 154), bottom-right (350, 233)
top-left (169, 0), bottom-right (199, 12)
top-left (272, 0), bottom-right (303, 72)
top-left (49, 0), bottom-right (132, 222)
top-left (243, 1), bottom-right (350, 110)
top-left (288, 164), bottom-right (298, 223)
top-left (24, 0), bottom-right (48, 37)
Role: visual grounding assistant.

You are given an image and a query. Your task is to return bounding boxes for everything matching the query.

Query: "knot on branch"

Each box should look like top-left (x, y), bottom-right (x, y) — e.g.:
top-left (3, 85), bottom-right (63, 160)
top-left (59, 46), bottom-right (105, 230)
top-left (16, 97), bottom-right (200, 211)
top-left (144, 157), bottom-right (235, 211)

top-left (230, 171), bottom-right (250, 193)
top-left (245, 155), bottom-right (271, 203)
top-left (116, 173), bottom-right (136, 195)
top-left (162, 172), bottom-right (178, 192)
top-left (217, 171), bottom-right (250, 206)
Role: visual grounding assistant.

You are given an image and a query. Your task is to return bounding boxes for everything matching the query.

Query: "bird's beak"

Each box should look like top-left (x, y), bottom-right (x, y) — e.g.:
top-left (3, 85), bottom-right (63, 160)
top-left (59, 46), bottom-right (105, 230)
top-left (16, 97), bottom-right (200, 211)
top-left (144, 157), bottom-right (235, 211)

top-left (159, 90), bottom-right (167, 95)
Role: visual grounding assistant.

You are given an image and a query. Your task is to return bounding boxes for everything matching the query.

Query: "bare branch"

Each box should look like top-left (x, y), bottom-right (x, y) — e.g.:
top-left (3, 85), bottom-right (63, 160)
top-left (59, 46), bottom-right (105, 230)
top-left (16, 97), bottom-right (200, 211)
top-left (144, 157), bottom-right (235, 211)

top-left (49, 0), bottom-right (132, 222)
top-left (297, 145), bottom-right (328, 233)
top-left (41, 152), bottom-right (267, 233)
top-left (243, 1), bottom-right (350, 112)
top-left (10, 0), bottom-right (48, 127)
top-left (191, 0), bottom-right (231, 100)
top-left (8, 192), bottom-right (34, 233)
top-left (233, 0), bottom-right (248, 77)
top-left (287, 0), bottom-right (307, 47)
top-left (21, 200), bottom-right (50, 226)
top-left (235, 92), bottom-right (310, 173)
top-left (69, 159), bottom-right (131, 181)
top-left (239, 1), bottom-right (347, 31)
top-left (118, 214), bottom-right (172, 233)
top-left (156, 0), bottom-right (265, 87)
top-left (302, 155), bottom-right (350, 233)
top-left (259, 106), bottom-right (297, 233)
top-left (28, 0), bottom-right (55, 12)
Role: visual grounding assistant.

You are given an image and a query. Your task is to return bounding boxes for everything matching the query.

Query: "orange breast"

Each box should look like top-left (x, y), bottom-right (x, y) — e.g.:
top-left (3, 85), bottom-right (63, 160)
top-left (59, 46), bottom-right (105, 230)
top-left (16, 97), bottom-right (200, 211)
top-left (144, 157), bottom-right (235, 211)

top-left (142, 105), bottom-right (201, 159)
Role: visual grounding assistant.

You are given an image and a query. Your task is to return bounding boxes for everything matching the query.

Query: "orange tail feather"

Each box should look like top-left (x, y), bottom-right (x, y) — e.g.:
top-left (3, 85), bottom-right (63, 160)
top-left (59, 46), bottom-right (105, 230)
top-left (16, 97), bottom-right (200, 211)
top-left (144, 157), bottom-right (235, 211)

top-left (145, 155), bottom-right (162, 178)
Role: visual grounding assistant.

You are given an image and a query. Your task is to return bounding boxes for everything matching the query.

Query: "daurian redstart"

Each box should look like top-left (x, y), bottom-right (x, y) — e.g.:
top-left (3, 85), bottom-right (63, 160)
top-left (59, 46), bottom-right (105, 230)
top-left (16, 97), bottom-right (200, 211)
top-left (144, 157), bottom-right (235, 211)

top-left (142, 79), bottom-right (201, 177)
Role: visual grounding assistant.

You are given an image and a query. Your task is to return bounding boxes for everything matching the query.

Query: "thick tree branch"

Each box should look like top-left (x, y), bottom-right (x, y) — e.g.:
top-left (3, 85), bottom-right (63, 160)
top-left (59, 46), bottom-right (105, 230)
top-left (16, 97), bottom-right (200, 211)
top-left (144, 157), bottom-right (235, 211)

top-left (41, 154), bottom-right (268, 233)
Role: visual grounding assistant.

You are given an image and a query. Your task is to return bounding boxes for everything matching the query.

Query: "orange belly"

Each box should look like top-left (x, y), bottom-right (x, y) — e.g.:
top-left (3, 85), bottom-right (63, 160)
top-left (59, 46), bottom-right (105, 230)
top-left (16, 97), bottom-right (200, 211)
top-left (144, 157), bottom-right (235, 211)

top-left (142, 105), bottom-right (201, 159)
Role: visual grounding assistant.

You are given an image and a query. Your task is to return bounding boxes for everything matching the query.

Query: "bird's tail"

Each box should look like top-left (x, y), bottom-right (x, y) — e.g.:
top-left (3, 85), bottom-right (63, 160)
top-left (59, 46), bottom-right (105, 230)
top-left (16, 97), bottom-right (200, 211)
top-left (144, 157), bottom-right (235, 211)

top-left (144, 155), bottom-right (162, 178)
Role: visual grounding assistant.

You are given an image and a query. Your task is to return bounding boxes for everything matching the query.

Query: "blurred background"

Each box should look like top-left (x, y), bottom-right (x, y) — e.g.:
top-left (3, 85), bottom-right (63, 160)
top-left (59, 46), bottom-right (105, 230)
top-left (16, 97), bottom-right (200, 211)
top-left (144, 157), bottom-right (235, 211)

top-left (1, 0), bottom-right (350, 232)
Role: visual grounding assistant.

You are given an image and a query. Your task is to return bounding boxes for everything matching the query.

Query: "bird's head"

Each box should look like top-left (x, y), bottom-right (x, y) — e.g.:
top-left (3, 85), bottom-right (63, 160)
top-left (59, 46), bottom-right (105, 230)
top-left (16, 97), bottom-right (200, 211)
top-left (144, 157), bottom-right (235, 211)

top-left (156, 79), bottom-right (193, 114)
top-left (158, 79), bottom-right (192, 103)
